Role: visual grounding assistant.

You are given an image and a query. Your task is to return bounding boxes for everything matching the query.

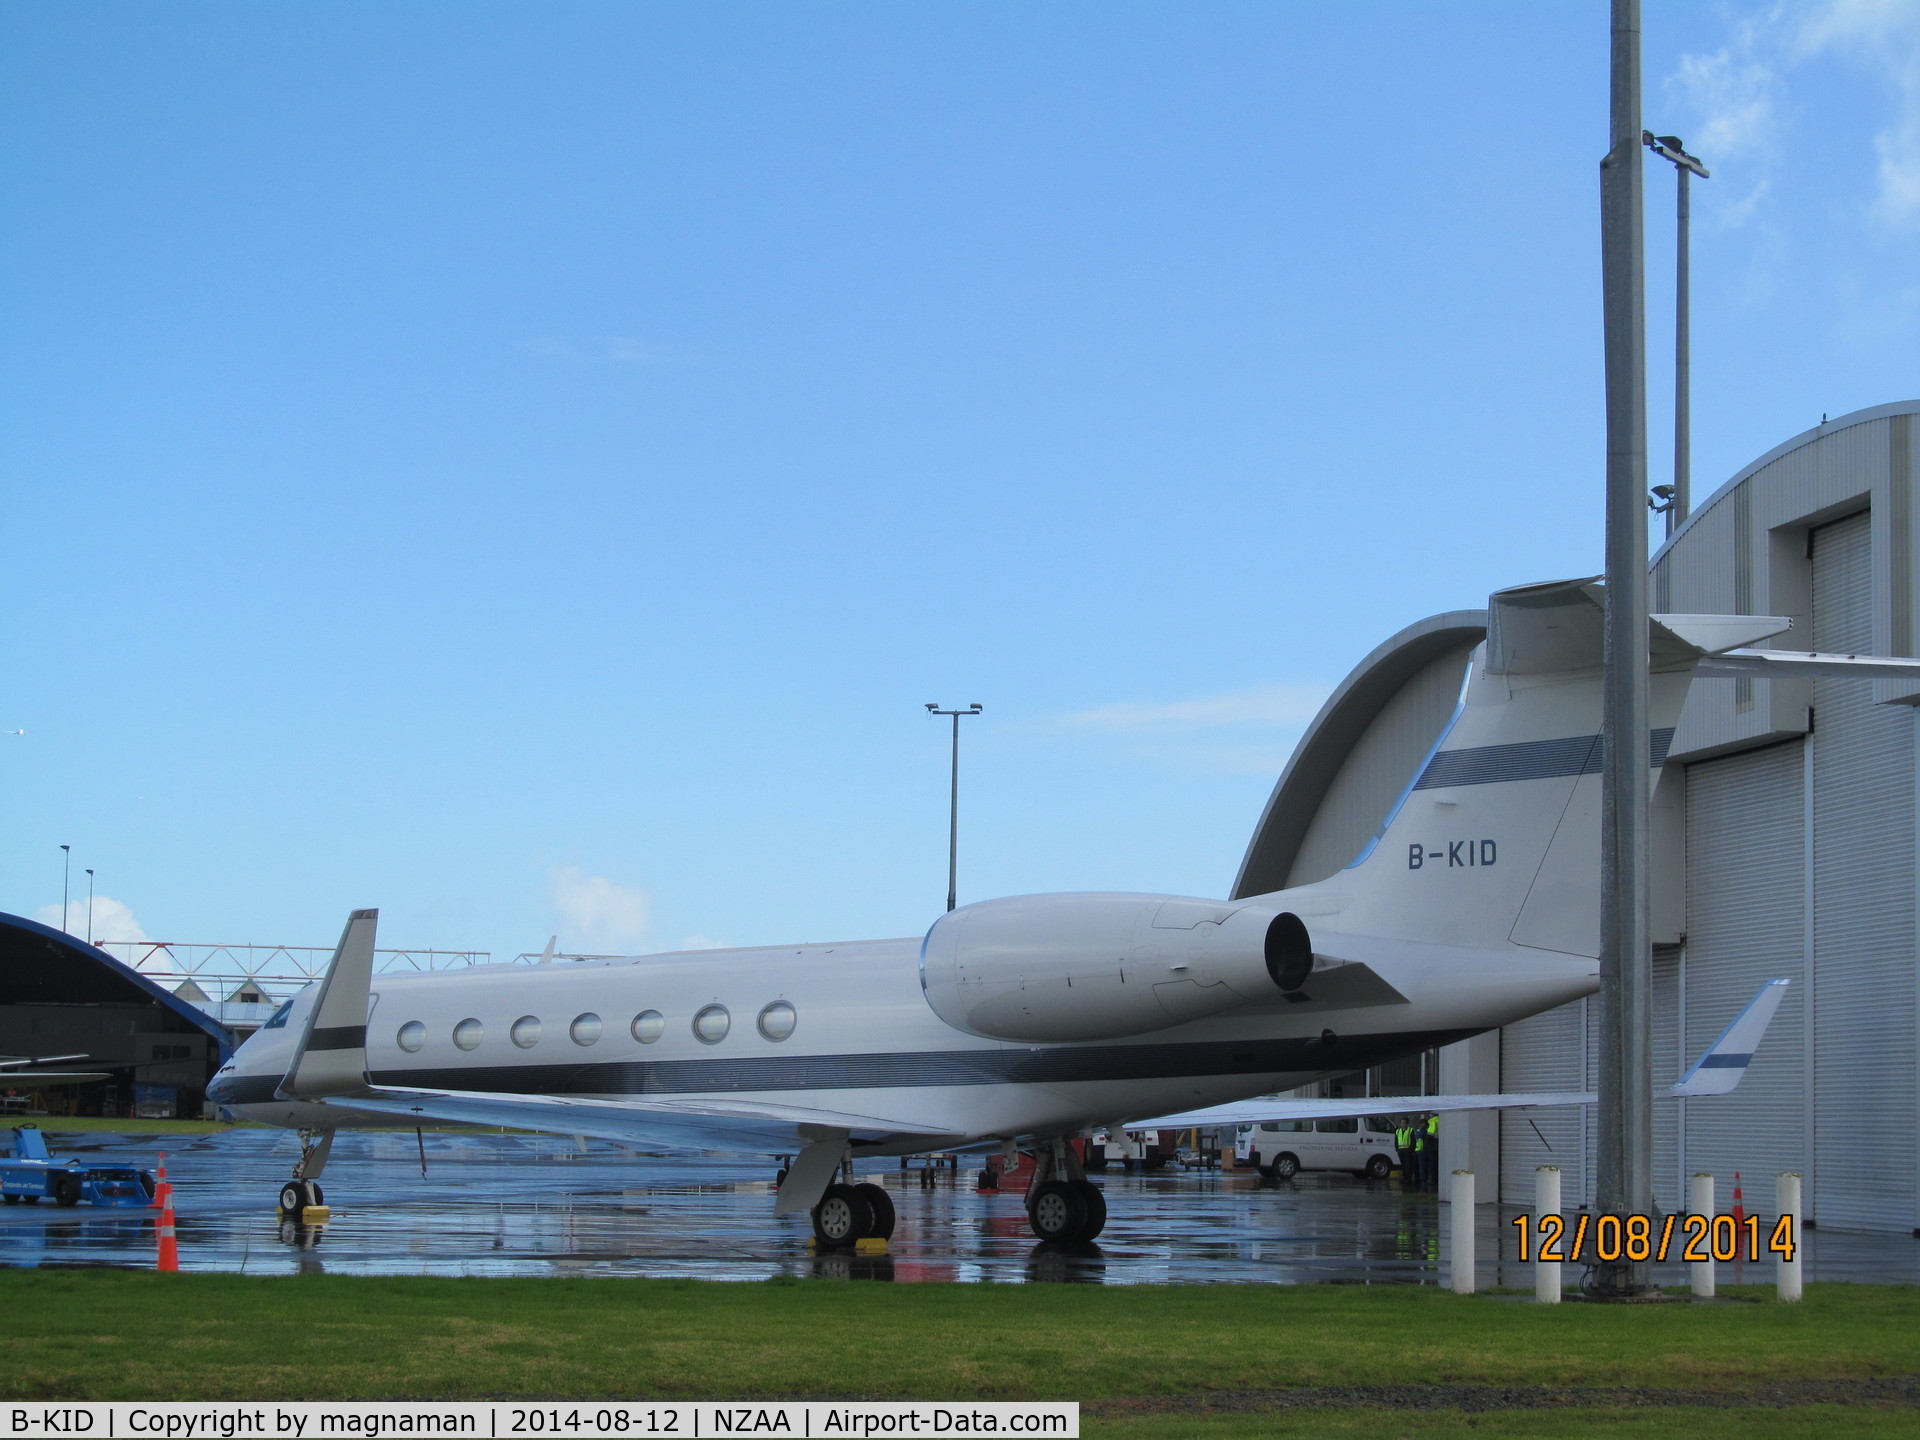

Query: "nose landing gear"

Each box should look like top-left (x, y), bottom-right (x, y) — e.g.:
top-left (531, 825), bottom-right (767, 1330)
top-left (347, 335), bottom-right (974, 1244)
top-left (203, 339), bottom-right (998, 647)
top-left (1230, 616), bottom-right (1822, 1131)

top-left (279, 1129), bottom-right (334, 1216)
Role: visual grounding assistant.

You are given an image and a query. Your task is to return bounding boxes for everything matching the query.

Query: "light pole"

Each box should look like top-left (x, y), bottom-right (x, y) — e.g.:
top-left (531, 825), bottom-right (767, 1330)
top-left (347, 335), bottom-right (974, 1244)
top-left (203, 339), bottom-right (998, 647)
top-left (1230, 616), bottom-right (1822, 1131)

top-left (925, 703), bottom-right (983, 913)
top-left (1596, 0), bottom-right (1655, 1298)
top-left (60, 845), bottom-right (71, 934)
top-left (1644, 131), bottom-right (1710, 537)
top-left (85, 869), bottom-right (95, 945)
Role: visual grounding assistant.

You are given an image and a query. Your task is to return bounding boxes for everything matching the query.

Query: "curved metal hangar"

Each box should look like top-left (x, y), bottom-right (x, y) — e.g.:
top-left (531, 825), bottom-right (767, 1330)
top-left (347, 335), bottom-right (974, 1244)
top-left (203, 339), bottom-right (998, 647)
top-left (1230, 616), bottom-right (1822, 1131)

top-left (1239, 399), bottom-right (1920, 1234)
top-left (0, 912), bottom-right (234, 1119)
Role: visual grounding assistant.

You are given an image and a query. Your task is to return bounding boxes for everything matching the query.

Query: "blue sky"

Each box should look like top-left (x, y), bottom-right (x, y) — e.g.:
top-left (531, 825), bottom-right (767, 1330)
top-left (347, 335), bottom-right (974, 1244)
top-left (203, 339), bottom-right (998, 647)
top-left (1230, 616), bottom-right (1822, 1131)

top-left (3, 2), bottom-right (1917, 958)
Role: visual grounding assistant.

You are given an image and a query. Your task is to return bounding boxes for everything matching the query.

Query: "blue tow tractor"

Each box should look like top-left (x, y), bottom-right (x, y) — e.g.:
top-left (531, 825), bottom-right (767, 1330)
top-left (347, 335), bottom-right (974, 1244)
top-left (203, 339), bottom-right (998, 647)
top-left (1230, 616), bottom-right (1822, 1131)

top-left (0, 1126), bottom-right (156, 1207)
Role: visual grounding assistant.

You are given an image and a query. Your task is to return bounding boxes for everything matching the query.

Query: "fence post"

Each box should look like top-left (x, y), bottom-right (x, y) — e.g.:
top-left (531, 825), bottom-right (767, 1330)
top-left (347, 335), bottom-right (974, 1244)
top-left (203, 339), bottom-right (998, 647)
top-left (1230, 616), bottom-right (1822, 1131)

top-left (1534, 1166), bottom-right (1561, 1303)
top-left (1776, 1172), bottom-right (1802, 1302)
top-left (1449, 1169), bottom-right (1476, 1294)
top-left (1689, 1173), bottom-right (1715, 1298)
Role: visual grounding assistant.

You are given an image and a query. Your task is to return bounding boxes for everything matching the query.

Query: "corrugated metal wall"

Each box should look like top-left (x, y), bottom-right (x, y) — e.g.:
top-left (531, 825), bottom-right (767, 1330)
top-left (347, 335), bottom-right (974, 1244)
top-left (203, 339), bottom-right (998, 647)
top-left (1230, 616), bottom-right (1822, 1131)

top-left (1498, 405), bottom-right (1920, 1226)
top-left (1500, 996), bottom-right (1588, 1204)
top-left (1810, 511), bottom-right (1918, 1230)
top-left (1682, 739), bottom-right (1807, 1194)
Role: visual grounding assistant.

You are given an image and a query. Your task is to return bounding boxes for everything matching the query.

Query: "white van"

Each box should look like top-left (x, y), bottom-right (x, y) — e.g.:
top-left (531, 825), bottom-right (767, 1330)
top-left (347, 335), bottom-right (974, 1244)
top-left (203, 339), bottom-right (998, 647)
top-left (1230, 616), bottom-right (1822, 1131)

top-left (1235, 1117), bottom-right (1400, 1180)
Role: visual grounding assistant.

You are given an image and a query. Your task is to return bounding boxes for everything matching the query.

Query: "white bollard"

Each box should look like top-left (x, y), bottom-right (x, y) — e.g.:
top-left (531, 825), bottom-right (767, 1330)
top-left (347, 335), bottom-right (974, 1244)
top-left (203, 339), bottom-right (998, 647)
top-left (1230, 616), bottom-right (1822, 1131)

top-left (1449, 1169), bottom-right (1475, 1294)
top-left (1777, 1172), bottom-right (1803, 1303)
top-left (1689, 1173), bottom-right (1716, 1298)
top-left (1534, 1166), bottom-right (1561, 1304)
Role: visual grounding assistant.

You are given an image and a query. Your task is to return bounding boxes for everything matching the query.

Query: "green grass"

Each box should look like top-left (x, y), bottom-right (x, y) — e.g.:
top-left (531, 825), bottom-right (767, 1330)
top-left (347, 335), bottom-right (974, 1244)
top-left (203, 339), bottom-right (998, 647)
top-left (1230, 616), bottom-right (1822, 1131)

top-left (0, 1274), bottom-right (1914, 1408)
top-left (6, 1117), bottom-right (258, 1135)
top-left (1090, 1411), bottom-right (1920, 1439)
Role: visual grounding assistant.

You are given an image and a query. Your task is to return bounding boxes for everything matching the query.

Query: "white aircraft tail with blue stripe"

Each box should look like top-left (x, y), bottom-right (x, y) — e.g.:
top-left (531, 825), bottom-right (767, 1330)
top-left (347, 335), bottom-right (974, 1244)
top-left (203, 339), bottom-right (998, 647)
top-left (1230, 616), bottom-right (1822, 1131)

top-left (1267, 578), bottom-right (1792, 959)
top-left (1668, 977), bottom-right (1791, 1097)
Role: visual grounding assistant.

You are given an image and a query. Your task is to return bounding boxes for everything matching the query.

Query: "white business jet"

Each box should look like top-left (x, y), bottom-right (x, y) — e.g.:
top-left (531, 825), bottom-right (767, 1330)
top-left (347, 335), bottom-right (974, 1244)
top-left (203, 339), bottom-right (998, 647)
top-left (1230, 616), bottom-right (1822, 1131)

top-left (211, 578), bottom-right (1911, 1248)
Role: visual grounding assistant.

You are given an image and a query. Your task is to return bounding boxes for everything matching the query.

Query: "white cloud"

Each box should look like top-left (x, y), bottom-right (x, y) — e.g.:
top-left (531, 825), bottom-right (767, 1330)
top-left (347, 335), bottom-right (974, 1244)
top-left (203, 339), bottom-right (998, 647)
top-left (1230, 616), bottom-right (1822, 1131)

top-left (1668, 5), bottom-right (1789, 228)
top-left (33, 896), bottom-right (147, 944)
top-left (1055, 683), bottom-right (1330, 734)
top-left (1799, 0), bottom-right (1920, 226)
top-left (1669, 1), bottom-right (1920, 230)
top-left (550, 867), bottom-right (652, 954)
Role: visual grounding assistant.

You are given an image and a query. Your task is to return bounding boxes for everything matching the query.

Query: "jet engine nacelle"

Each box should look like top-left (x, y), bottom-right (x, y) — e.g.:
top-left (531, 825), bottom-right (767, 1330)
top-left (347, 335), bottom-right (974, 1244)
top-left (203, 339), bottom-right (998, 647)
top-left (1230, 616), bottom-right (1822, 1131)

top-left (919, 892), bottom-right (1312, 1043)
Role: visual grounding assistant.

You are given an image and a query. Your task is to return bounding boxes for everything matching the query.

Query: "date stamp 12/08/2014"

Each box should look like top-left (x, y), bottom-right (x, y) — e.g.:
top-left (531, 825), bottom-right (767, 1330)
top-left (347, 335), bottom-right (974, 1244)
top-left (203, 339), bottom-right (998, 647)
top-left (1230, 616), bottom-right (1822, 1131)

top-left (1511, 1212), bottom-right (1796, 1265)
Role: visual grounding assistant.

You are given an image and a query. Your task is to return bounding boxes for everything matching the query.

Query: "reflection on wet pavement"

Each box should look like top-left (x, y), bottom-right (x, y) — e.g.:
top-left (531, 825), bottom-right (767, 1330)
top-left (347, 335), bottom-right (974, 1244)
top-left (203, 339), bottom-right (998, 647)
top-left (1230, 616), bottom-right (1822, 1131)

top-left (3, 1129), bottom-right (1915, 1285)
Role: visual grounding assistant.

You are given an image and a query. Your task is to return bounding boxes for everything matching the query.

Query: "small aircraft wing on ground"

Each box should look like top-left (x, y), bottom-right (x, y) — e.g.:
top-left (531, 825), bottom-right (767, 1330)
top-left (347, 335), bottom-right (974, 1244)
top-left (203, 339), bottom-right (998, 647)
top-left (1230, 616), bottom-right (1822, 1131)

top-left (1135, 979), bottom-right (1788, 1131)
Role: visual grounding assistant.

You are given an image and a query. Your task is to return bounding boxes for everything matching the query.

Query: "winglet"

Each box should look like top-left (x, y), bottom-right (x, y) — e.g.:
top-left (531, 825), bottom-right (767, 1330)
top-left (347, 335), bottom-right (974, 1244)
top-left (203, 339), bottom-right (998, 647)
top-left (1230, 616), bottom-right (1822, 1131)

top-left (1669, 979), bottom-right (1789, 1097)
top-left (278, 908), bottom-right (378, 1100)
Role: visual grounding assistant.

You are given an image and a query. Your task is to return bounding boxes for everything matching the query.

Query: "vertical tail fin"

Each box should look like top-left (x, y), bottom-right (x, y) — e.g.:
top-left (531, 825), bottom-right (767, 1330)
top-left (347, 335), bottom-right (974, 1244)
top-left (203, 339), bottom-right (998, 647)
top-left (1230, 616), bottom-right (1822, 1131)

top-left (1299, 580), bottom-right (1787, 956)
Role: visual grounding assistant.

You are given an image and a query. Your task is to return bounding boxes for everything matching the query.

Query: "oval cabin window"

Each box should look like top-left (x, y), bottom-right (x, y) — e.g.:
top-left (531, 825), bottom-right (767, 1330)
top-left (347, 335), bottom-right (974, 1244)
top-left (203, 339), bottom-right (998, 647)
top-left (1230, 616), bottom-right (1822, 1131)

top-left (570, 1013), bottom-right (603, 1046)
top-left (452, 1018), bottom-right (484, 1051)
top-left (757, 1001), bottom-right (797, 1042)
top-left (631, 1010), bottom-right (665, 1044)
top-left (510, 1016), bottom-right (542, 1049)
top-left (397, 1021), bottom-right (426, 1053)
top-left (692, 1004), bottom-right (730, 1044)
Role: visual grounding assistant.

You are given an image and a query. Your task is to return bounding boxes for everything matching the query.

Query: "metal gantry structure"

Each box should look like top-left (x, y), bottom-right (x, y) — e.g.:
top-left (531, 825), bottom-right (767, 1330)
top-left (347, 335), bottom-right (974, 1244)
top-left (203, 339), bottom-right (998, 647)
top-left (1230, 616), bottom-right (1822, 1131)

top-left (100, 940), bottom-right (499, 1031)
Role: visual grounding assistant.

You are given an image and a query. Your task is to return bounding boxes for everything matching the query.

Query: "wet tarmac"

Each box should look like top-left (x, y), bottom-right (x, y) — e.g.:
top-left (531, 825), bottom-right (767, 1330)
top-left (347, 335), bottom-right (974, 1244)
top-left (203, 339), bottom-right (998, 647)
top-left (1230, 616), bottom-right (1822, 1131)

top-left (4, 1128), bottom-right (1917, 1285)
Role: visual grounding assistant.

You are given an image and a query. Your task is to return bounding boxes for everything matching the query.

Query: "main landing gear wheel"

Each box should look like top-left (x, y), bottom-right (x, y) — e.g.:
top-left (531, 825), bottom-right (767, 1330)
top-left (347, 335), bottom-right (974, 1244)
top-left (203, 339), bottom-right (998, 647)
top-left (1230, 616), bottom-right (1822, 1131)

top-left (811, 1183), bottom-right (875, 1248)
top-left (279, 1179), bottom-right (323, 1215)
top-left (853, 1182), bottom-right (896, 1240)
top-left (1070, 1179), bottom-right (1106, 1241)
top-left (1028, 1179), bottom-right (1106, 1243)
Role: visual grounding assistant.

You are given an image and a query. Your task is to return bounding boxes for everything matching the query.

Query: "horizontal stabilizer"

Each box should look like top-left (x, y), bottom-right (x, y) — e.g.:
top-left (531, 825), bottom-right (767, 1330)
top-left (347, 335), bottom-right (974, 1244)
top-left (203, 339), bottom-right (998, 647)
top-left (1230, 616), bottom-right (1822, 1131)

top-left (1696, 649), bottom-right (1920, 681)
top-left (1651, 614), bottom-right (1793, 655)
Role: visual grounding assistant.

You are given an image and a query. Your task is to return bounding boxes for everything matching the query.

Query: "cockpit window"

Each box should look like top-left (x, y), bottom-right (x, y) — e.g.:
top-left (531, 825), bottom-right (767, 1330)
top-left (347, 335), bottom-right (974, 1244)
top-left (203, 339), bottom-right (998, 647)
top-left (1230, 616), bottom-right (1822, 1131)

top-left (262, 1001), bottom-right (296, 1030)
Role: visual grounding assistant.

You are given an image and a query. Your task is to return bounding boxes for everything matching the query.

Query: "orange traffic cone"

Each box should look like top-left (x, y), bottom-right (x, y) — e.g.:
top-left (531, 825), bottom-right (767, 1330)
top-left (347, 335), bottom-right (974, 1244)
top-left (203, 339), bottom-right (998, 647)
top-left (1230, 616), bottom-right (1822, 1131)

top-left (150, 1153), bottom-right (170, 1210)
top-left (1731, 1171), bottom-right (1745, 1225)
top-left (156, 1192), bottom-right (179, 1272)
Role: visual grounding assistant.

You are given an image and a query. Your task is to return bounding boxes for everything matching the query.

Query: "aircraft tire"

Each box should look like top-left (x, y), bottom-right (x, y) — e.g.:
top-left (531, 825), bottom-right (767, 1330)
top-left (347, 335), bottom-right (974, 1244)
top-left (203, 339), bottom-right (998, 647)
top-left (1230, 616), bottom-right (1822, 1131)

top-left (52, 1172), bottom-right (82, 1207)
top-left (279, 1181), bottom-right (308, 1215)
top-left (811, 1183), bottom-right (874, 1249)
top-left (1069, 1180), bottom-right (1106, 1241)
top-left (1026, 1180), bottom-right (1088, 1243)
top-left (853, 1183), bottom-right (895, 1240)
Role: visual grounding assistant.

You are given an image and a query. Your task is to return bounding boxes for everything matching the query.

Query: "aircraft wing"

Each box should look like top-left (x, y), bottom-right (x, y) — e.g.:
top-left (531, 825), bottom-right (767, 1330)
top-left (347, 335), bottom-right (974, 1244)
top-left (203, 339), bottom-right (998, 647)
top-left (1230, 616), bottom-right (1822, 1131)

top-left (319, 1084), bottom-right (962, 1153)
top-left (1137, 979), bottom-right (1789, 1132)
top-left (1135, 1091), bottom-right (1594, 1130)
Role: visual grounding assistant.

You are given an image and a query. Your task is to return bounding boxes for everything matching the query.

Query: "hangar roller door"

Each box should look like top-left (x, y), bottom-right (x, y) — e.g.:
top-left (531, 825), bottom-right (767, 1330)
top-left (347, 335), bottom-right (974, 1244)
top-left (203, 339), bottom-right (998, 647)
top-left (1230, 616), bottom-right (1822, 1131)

top-left (1651, 944), bottom-right (1682, 1212)
top-left (1500, 998), bottom-right (1587, 1204)
top-left (1810, 510), bottom-right (1917, 1231)
top-left (1684, 739), bottom-right (1806, 1193)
